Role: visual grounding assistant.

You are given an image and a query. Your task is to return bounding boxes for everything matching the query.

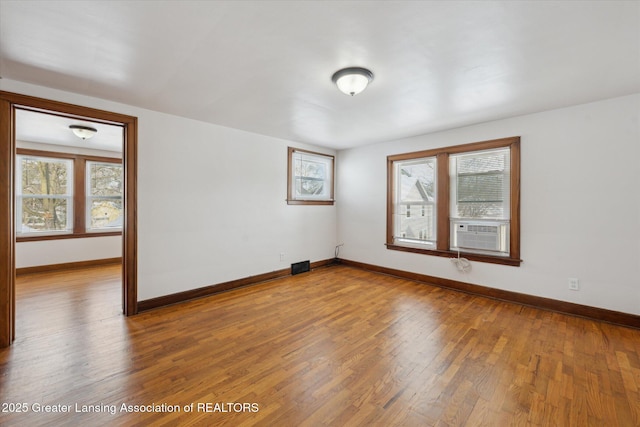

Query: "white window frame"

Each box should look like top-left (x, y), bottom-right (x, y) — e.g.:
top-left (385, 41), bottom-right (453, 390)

top-left (287, 147), bottom-right (335, 205)
top-left (16, 154), bottom-right (74, 236)
top-left (86, 161), bottom-right (123, 232)
top-left (392, 156), bottom-right (437, 250)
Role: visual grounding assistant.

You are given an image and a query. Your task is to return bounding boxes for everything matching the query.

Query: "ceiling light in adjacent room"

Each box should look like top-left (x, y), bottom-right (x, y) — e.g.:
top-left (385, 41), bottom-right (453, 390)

top-left (69, 125), bottom-right (97, 140)
top-left (331, 67), bottom-right (374, 96)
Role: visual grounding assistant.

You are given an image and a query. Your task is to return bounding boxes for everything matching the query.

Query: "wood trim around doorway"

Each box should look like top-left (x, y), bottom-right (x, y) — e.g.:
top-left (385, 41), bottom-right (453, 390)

top-left (0, 90), bottom-right (138, 347)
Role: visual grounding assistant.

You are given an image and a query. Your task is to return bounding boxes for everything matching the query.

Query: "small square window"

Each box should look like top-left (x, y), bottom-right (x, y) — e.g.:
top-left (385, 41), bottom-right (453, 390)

top-left (287, 147), bottom-right (334, 205)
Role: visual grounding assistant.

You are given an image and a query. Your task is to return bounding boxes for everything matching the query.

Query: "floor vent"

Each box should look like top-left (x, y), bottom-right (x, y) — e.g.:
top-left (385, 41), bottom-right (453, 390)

top-left (291, 260), bottom-right (310, 275)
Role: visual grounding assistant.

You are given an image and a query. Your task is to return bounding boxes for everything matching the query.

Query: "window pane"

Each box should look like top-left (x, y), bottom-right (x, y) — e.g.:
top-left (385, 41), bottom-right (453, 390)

top-left (290, 150), bottom-right (333, 201)
top-left (451, 149), bottom-right (510, 219)
top-left (394, 157), bottom-right (436, 244)
top-left (457, 173), bottom-right (503, 203)
top-left (87, 161), bottom-right (123, 231)
top-left (18, 196), bottom-right (71, 233)
top-left (17, 155), bottom-right (73, 235)
top-left (88, 198), bottom-right (123, 230)
top-left (88, 162), bottom-right (122, 196)
top-left (295, 177), bottom-right (325, 196)
top-left (20, 156), bottom-right (71, 195)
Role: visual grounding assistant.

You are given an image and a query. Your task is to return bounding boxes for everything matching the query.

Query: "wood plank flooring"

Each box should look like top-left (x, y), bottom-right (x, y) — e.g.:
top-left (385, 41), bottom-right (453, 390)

top-left (1, 265), bottom-right (639, 426)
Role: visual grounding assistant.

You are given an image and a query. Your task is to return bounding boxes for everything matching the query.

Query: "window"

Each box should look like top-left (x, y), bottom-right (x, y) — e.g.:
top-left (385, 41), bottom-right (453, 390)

top-left (449, 148), bottom-right (511, 256)
top-left (387, 137), bottom-right (520, 266)
top-left (392, 157), bottom-right (437, 249)
top-left (16, 149), bottom-right (123, 240)
top-left (16, 155), bottom-right (73, 234)
top-left (86, 161), bottom-right (123, 231)
top-left (287, 147), bottom-right (334, 205)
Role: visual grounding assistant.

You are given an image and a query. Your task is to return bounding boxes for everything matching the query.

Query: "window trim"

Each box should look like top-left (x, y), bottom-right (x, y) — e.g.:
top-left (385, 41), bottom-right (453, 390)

top-left (386, 136), bottom-right (521, 266)
top-left (16, 148), bottom-right (123, 242)
top-left (287, 147), bottom-right (335, 206)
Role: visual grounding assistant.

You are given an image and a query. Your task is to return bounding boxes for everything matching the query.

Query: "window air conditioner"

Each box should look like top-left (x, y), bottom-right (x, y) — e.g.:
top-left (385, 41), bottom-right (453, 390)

top-left (453, 222), bottom-right (506, 253)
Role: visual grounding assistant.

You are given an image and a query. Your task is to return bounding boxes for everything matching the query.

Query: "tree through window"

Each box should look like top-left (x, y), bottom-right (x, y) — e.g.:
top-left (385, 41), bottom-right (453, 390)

top-left (17, 155), bottom-right (73, 233)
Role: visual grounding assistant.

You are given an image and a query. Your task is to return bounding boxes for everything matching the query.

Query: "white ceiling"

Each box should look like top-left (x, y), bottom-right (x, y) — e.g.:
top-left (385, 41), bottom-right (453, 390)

top-left (1, 1), bottom-right (638, 150)
top-left (15, 109), bottom-right (123, 152)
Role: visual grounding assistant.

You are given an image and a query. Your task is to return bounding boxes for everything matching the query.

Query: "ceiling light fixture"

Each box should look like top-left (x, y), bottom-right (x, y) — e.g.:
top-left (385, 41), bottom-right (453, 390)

top-left (331, 67), bottom-right (374, 96)
top-left (69, 125), bottom-right (97, 140)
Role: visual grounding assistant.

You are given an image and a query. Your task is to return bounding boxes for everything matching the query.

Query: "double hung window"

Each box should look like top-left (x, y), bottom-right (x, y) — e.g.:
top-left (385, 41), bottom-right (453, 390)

top-left (16, 155), bottom-right (73, 235)
top-left (287, 147), bottom-right (334, 205)
top-left (16, 149), bottom-right (123, 240)
top-left (392, 157), bottom-right (437, 249)
top-left (86, 161), bottom-right (123, 231)
top-left (387, 137), bottom-right (520, 266)
top-left (449, 148), bottom-right (511, 256)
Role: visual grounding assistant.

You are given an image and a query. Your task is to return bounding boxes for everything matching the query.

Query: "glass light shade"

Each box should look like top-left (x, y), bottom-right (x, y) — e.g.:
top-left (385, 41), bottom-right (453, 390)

top-left (69, 125), bottom-right (97, 140)
top-left (332, 67), bottom-right (374, 96)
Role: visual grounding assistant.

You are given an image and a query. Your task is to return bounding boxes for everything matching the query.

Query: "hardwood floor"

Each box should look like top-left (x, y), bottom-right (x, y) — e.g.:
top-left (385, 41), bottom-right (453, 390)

top-left (1, 265), bottom-right (639, 426)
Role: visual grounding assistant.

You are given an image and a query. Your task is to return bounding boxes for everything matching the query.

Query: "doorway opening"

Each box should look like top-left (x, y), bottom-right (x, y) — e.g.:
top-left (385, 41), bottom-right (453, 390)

top-left (0, 91), bottom-right (138, 347)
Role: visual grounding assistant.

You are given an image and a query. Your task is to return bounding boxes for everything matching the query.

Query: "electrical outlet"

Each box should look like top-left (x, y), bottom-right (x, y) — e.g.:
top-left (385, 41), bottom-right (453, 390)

top-left (568, 278), bottom-right (580, 291)
top-left (279, 253), bottom-right (285, 262)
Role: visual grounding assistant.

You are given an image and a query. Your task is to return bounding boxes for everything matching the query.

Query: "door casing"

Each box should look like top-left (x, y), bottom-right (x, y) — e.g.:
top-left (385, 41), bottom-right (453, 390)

top-left (0, 91), bottom-right (138, 347)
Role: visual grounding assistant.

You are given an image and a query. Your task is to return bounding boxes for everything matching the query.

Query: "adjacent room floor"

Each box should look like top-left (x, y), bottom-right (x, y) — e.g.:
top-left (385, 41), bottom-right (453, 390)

top-left (1, 264), bottom-right (639, 426)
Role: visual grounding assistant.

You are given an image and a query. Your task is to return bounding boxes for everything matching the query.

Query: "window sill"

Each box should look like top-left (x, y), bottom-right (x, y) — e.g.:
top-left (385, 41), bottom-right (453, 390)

top-left (286, 199), bottom-right (335, 206)
top-left (17, 231), bottom-right (122, 243)
top-left (386, 243), bottom-right (522, 267)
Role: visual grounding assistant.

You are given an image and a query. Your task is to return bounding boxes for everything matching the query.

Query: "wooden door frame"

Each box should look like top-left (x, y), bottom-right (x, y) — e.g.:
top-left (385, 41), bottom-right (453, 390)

top-left (0, 91), bottom-right (138, 347)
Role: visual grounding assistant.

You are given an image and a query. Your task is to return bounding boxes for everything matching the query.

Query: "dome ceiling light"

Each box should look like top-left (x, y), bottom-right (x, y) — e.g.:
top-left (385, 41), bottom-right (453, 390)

top-left (331, 67), bottom-right (374, 96)
top-left (69, 124), bottom-right (97, 140)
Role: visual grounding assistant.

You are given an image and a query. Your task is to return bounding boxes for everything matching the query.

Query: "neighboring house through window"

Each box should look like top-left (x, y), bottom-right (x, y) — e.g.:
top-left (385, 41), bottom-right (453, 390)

top-left (393, 156), bottom-right (437, 247)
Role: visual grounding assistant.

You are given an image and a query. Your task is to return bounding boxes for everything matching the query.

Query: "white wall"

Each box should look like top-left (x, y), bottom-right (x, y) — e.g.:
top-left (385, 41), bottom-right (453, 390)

top-left (16, 236), bottom-right (122, 268)
top-left (2, 79), bottom-right (337, 300)
top-left (136, 110), bottom-right (337, 300)
top-left (337, 94), bottom-right (640, 315)
top-left (15, 141), bottom-right (123, 268)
